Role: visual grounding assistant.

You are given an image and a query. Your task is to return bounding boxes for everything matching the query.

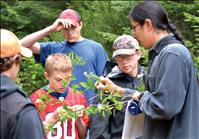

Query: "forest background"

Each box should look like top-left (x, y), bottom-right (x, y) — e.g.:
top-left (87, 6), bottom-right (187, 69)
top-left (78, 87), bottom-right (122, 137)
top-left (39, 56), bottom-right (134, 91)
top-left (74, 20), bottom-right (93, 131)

top-left (1, 1), bottom-right (198, 96)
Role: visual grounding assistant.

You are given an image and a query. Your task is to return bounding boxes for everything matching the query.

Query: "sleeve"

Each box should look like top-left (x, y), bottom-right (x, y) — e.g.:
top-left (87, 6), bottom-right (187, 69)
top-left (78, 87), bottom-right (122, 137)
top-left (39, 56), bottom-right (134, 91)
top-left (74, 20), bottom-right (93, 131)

top-left (13, 105), bottom-right (45, 139)
top-left (140, 52), bottom-right (188, 120)
top-left (34, 42), bottom-right (54, 64)
top-left (95, 44), bottom-right (109, 76)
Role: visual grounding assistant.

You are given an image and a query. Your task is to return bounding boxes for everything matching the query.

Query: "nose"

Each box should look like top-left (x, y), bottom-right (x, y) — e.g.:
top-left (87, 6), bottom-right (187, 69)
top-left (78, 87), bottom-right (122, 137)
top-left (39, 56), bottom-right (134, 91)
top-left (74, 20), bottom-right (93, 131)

top-left (121, 59), bottom-right (128, 65)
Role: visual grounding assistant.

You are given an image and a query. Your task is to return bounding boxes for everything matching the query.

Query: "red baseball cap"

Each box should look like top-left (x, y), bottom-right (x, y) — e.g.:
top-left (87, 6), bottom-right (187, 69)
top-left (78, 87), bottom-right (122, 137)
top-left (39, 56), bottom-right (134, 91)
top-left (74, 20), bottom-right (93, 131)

top-left (59, 9), bottom-right (80, 27)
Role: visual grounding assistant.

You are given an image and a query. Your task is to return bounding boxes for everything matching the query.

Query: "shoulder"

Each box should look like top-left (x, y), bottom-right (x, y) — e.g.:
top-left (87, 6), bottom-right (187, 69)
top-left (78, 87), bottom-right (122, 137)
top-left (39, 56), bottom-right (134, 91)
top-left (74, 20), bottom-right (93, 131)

top-left (83, 39), bottom-right (103, 47)
top-left (161, 43), bottom-right (192, 62)
top-left (30, 88), bottom-right (47, 101)
top-left (5, 91), bottom-right (30, 105)
top-left (31, 88), bottom-right (46, 96)
top-left (2, 91), bottom-right (33, 115)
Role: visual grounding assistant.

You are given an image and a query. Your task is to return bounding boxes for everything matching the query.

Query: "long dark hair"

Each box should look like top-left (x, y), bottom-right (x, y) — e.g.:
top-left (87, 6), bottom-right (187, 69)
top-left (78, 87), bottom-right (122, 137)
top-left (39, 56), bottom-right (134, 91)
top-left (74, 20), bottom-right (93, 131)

top-left (128, 1), bottom-right (183, 42)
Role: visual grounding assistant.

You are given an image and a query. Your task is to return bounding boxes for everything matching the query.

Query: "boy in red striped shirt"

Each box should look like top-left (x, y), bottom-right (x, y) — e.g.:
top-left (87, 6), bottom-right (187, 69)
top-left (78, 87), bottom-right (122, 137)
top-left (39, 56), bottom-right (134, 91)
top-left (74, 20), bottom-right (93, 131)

top-left (30, 53), bottom-right (88, 139)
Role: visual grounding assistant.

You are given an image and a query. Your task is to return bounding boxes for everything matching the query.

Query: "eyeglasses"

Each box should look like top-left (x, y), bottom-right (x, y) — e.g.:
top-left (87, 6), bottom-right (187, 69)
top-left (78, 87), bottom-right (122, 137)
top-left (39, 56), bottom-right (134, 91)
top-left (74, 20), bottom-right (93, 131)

top-left (131, 23), bottom-right (140, 32)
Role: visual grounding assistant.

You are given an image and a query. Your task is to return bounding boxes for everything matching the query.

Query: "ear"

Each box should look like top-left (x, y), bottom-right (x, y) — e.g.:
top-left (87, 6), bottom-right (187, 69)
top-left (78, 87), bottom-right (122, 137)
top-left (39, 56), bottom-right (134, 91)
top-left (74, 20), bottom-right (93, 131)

top-left (12, 54), bottom-right (21, 65)
top-left (144, 19), bottom-right (154, 32)
top-left (79, 21), bottom-right (83, 29)
top-left (136, 50), bottom-right (142, 60)
top-left (13, 54), bottom-right (20, 60)
top-left (44, 72), bottom-right (49, 80)
top-left (137, 50), bottom-right (142, 57)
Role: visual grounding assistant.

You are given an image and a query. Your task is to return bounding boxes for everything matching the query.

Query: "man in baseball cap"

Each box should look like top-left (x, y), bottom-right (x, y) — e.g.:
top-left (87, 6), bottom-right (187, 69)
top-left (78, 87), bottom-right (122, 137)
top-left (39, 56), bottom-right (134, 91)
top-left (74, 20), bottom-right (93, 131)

top-left (59, 9), bottom-right (81, 28)
top-left (0, 29), bottom-right (44, 139)
top-left (20, 7), bottom-right (109, 108)
top-left (90, 35), bottom-right (144, 139)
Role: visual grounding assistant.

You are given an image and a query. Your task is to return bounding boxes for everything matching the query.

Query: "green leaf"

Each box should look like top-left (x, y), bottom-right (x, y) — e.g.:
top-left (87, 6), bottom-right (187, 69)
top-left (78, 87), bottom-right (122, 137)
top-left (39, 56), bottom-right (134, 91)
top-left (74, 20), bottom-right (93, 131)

top-left (72, 84), bottom-right (80, 94)
top-left (115, 103), bottom-right (123, 110)
top-left (84, 109), bottom-right (91, 115)
top-left (63, 105), bottom-right (69, 110)
top-left (87, 78), bottom-right (95, 89)
top-left (48, 123), bottom-right (55, 133)
top-left (102, 95), bottom-right (112, 104)
top-left (88, 105), bottom-right (98, 114)
top-left (39, 94), bottom-right (47, 102)
top-left (39, 104), bottom-right (45, 112)
top-left (80, 82), bottom-right (88, 88)
top-left (62, 79), bottom-right (67, 88)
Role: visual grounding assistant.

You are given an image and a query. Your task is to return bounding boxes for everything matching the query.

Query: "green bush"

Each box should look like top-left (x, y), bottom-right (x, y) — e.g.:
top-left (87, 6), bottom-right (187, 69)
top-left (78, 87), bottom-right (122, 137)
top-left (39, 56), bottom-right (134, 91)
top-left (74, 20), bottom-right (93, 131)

top-left (18, 58), bottom-right (47, 96)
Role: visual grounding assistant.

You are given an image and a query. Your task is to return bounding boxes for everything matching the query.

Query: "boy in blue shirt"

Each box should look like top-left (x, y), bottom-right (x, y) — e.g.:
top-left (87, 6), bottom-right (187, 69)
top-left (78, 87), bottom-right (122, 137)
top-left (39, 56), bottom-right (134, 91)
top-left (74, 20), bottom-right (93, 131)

top-left (21, 9), bottom-right (109, 105)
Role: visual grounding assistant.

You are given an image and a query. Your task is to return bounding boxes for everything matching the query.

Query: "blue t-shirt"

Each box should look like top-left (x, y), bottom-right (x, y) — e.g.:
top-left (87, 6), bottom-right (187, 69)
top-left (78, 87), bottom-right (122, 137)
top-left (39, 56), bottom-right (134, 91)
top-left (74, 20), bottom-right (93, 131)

top-left (35, 39), bottom-right (109, 105)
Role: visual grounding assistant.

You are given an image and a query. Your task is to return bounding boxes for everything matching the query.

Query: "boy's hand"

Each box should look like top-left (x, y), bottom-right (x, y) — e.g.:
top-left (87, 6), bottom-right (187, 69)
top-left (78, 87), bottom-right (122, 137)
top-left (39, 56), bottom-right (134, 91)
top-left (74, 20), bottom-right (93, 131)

top-left (95, 76), bottom-right (121, 93)
top-left (71, 105), bottom-right (85, 117)
top-left (132, 91), bottom-right (141, 101)
top-left (50, 19), bottom-right (74, 32)
top-left (43, 107), bottom-right (62, 134)
top-left (57, 105), bottom-right (84, 117)
top-left (45, 108), bottom-right (60, 124)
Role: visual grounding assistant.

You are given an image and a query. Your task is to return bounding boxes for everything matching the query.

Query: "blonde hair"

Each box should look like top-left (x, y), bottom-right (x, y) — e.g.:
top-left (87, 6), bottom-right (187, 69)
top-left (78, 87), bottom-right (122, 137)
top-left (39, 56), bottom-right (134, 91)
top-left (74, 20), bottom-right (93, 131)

top-left (45, 53), bottom-right (73, 75)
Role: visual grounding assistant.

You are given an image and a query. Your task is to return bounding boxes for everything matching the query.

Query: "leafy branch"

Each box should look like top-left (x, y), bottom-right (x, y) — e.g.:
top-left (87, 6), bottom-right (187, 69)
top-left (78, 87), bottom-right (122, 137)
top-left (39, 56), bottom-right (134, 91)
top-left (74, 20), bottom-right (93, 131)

top-left (36, 72), bottom-right (133, 132)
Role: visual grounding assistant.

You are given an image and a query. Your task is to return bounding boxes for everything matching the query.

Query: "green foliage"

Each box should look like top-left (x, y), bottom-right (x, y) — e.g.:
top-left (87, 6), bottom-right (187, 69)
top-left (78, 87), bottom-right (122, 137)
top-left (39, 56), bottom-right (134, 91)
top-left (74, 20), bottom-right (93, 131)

top-left (183, 1), bottom-right (199, 75)
top-left (162, 1), bottom-right (199, 74)
top-left (37, 72), bottom-right (130, 127)
top-left (47, 123), bottom-right (55, 134)
top-left (18, 58), bottom-right (48, 96)
top-left (184, 6), bottom-right (199, 75)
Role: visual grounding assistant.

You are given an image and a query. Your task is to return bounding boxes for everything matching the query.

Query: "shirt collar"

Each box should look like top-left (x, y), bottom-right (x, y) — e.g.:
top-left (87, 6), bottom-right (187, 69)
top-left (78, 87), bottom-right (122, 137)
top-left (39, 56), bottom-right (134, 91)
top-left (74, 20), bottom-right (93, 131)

top-left (150, 33), bottom-right (176, 54)
top-left (43, 86), bottom-right (68, 99)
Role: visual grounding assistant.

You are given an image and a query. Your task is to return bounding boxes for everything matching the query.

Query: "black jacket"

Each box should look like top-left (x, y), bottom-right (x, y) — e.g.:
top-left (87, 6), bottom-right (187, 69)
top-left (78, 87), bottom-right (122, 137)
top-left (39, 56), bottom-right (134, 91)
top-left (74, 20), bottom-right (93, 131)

top-left (0, 74), bottom-right (44, 139)
top-left (141, 34), bottom-right (199, 139)
top-left (89, 61), bottom-right (144, 139)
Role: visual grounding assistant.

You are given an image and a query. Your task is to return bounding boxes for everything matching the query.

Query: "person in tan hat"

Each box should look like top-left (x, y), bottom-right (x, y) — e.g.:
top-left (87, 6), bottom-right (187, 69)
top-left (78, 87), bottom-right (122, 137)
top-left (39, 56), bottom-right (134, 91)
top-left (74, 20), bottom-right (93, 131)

top-left (20, 8), bottom-right (109, 106)
top-left (0, 29), bottom-right (45, 139)
top-left (90, 35), bottom-right (145, 139)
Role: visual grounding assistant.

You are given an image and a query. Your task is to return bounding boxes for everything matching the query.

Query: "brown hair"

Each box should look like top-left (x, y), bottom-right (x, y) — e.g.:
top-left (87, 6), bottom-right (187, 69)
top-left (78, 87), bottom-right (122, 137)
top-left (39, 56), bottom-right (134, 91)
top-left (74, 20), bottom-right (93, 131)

top-left (0, 55), bottom-right (21, 73)
top-left (45, 53), bottom-right (73, 75)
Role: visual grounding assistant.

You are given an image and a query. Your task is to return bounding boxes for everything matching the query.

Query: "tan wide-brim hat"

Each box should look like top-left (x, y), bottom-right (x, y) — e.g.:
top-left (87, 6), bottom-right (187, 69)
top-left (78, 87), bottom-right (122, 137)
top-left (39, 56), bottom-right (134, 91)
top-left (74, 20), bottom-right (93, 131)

top-left (0, 29), bottom-right (32, 58)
